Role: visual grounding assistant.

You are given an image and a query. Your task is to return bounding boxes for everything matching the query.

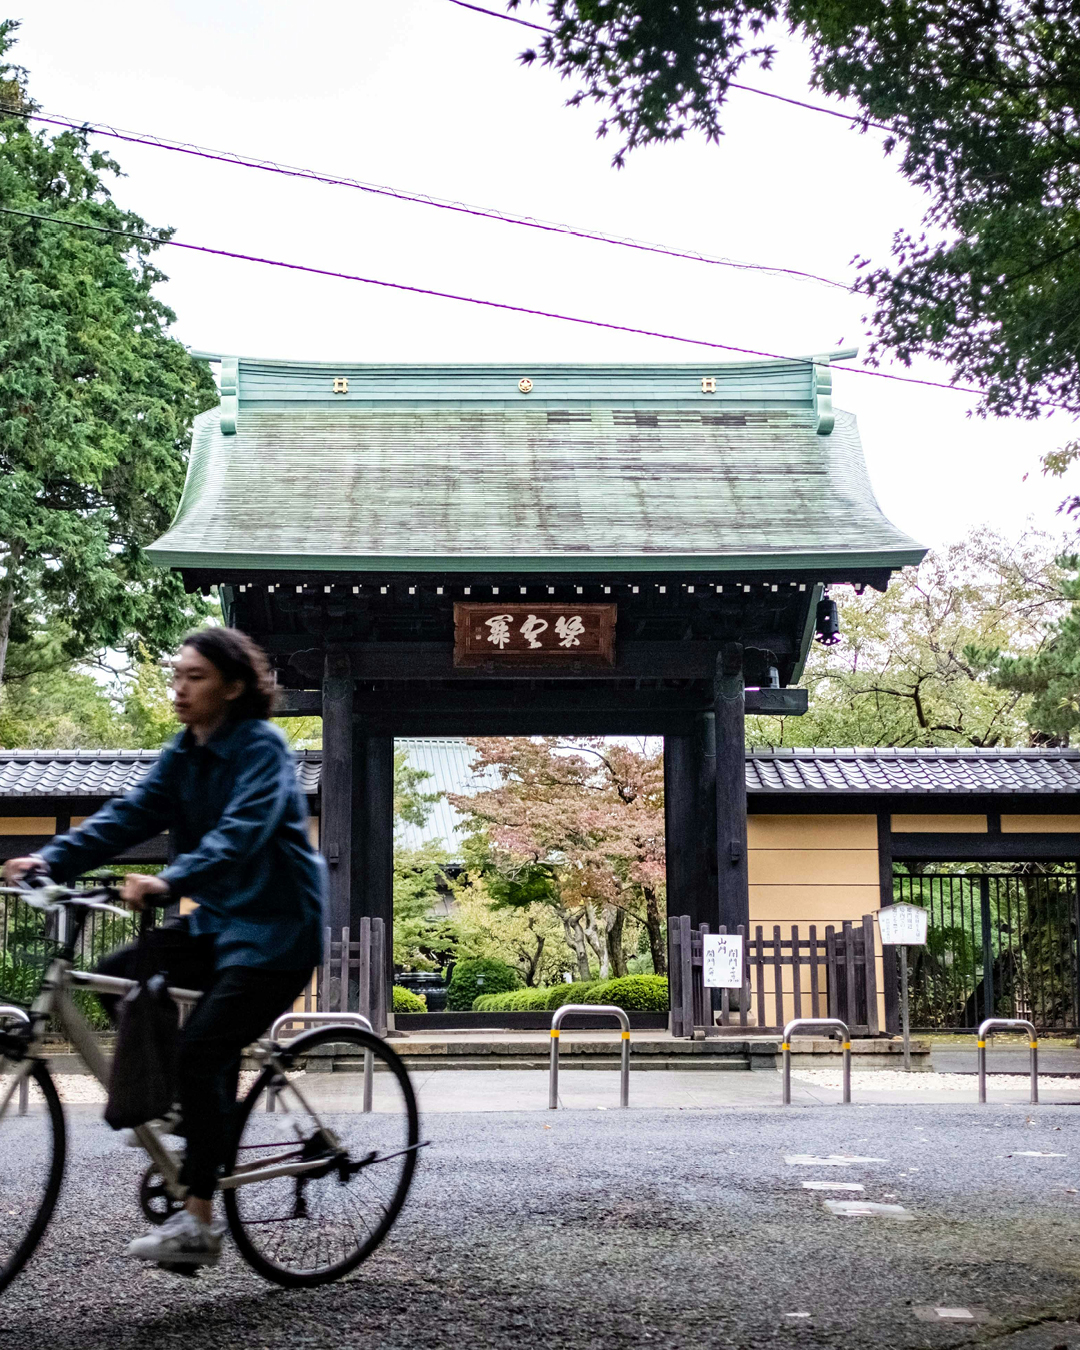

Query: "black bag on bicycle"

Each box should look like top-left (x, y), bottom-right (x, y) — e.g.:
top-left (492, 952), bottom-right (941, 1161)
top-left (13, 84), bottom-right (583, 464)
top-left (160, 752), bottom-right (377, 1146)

top-left (104, 970), bottom-right (179, 1131)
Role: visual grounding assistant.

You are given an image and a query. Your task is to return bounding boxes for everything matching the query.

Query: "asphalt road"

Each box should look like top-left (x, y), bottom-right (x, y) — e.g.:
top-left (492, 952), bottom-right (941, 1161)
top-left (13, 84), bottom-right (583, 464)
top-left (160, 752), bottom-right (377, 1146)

top-left (4, 1103), bottom-right (1080, 1350)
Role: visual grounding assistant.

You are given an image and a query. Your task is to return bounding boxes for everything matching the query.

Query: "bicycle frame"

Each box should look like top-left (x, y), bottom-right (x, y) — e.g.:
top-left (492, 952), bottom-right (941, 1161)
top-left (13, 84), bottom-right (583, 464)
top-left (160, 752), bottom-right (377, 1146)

top-left (1, 933), bottom-right (359, 1202)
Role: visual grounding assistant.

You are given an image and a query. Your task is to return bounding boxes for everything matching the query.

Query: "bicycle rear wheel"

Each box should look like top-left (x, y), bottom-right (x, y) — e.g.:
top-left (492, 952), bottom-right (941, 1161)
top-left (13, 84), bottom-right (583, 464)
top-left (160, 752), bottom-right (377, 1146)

top-left (224, 1026), bottom-right (419, 1288)
top-left (0, 1060), bottom-right (66, 1294)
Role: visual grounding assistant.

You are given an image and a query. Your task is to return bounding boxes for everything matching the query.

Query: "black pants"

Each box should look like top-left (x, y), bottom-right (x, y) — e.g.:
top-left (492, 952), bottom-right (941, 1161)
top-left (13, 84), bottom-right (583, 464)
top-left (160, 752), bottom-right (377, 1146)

top-left (97, 932), bottom-right (309, 1201)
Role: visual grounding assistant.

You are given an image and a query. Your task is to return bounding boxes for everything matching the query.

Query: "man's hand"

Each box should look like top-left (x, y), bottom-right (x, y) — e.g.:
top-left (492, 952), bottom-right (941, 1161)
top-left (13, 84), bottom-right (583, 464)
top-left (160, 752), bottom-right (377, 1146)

top-left (3, 857), bottom-right (45, 886)
top-left (121, 874), bottom-right (171, 911)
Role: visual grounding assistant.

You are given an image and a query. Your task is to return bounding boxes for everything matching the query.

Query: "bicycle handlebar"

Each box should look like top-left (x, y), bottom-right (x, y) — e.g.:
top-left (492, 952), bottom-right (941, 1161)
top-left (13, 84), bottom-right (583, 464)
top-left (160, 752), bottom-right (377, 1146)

top-left (0, 882), bottom-right (129, 920)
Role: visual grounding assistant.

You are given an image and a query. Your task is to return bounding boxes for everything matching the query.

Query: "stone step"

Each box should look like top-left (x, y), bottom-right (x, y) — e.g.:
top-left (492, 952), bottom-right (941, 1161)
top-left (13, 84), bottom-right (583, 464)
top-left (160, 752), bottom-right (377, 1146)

top-left (330, 1055), bottom-right (753, 1072)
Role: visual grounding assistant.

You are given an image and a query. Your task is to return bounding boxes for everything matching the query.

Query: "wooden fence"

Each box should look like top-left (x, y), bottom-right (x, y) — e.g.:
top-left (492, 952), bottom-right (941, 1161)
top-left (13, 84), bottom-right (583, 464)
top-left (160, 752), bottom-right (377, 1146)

top-left (668, 915), bottom-right (880, 1038)
top-left (301, 918), bottom-right (388, 1035)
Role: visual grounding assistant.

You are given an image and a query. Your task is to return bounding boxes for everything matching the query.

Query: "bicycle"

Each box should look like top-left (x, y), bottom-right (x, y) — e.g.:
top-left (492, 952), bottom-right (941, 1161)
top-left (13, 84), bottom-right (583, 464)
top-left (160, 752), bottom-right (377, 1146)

top-left (0, 881), bottom-right (421, 1291)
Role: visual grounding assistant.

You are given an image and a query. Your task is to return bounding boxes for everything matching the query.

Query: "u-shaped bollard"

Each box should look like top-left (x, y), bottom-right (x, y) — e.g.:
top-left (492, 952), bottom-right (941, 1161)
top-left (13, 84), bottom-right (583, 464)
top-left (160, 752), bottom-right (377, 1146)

top-left (549, 1004), bottom-right (630, 1109)
top-left (0, 1006), bottom-right (31, 1116)
top-left (977, 1018), bottom-right (1038, 1104)
top-left (268, 1011), bottom-right (376, 1113)
top-left (781, 1017), bottom-right (851, 1105)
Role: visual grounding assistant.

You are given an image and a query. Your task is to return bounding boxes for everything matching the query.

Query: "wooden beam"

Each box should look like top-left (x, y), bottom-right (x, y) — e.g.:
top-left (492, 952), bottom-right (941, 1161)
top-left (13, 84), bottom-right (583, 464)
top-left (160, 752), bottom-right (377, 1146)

top-left (321, 652), bottom-right (354, 930)
top-left (352, 687), bottom-right (712, 717)
top-left (744, 687), bottom-right (807, 716)
top-left (0, 835), bottom-right (170, 864)
top-left (715, 645), bottom-right (750, 932)
top-left (276, 690), bottom-right (321, 715)
top-left (274, 639), bottom-right (796, 684)
top-left (332, 711), bottom-right (703, 737)
top-left (891, 833), bottom-right (1080, 861)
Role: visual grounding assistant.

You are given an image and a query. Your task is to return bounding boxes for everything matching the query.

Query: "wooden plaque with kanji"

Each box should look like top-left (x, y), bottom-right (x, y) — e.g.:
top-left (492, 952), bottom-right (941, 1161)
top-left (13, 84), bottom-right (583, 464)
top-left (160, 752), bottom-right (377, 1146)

top-left (453, 603), bottom-right (617, 666)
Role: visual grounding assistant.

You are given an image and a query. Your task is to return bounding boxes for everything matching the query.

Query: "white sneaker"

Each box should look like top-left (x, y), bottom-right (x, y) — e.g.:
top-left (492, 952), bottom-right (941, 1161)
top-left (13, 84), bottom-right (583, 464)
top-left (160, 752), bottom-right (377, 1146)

top-left (125, 1210), bottom-right (224, 1266)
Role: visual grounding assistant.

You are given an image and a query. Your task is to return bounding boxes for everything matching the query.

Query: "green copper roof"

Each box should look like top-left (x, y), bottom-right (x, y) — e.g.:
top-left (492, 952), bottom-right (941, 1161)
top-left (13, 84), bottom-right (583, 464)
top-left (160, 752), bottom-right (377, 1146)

top-left (148, 357), bottom-right (924, 575)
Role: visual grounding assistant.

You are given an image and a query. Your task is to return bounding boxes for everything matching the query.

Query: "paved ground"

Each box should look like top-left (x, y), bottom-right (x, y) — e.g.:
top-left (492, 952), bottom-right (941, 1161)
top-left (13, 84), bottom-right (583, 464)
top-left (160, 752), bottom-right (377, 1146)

top-left (5, 1090), bottom-right (1080, 1349)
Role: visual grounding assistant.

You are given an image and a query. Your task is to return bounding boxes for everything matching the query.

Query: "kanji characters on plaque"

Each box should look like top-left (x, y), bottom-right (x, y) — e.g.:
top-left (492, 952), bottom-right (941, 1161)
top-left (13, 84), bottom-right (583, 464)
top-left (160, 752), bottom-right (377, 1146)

top-left (454, 603), bottom-right (616, 666)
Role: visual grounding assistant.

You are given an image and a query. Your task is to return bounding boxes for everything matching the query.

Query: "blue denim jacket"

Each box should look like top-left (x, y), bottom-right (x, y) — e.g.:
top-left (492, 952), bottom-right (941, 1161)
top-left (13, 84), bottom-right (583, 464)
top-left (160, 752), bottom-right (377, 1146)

top-left (39, 719), bottom-right (326, 972)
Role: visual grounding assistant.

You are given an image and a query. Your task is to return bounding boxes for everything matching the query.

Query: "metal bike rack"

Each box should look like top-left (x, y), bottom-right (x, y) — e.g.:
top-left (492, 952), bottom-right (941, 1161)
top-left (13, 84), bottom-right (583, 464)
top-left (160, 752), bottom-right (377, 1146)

top-left (782, 1017), bottom-right (852, 1105)
top-left (548, 1003), bottom-right (630, 1110)
top-left (268, 1012), bottom-right (375, 1114)
top-left (977, 1018), bottom-right (1038, 1104)
top-left (0, 1006), bottom-right (31, 1116)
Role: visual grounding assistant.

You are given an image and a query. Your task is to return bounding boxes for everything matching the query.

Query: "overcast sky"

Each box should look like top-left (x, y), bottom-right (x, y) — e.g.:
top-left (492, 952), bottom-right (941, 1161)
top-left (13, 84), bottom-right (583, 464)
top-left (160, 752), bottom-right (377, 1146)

top-left (15, 0), bottom-right (1079, 553)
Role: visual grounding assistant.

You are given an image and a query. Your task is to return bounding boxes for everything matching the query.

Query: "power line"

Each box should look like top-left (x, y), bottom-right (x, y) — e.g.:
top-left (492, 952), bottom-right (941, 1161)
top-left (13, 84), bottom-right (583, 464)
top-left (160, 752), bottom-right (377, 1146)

top-left (1, 104), bottom-right (850, 293)
top-left (448, 0), bottom-right (894, 134)
top-left (0, 205), bottom-right (992, 401)
top-left (447, 0), bottom-right (547, 28)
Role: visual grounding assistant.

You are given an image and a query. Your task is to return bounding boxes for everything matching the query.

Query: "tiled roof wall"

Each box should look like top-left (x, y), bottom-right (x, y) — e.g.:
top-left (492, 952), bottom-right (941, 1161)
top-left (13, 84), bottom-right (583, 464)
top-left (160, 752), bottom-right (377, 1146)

top-left (5, 745), bottom-right (1080, 802)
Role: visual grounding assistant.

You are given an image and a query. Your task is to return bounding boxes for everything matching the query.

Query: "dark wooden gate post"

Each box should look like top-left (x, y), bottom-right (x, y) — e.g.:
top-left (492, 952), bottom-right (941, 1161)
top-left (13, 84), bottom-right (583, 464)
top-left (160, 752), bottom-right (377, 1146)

top-left (321, 651), bottom-right (354, 931)
top-left (664, 711), bottom-right (717, 931)
top-left (352, 732), bottom-right (395, 988)
top-left (715, 644), bottom-right (749, 933)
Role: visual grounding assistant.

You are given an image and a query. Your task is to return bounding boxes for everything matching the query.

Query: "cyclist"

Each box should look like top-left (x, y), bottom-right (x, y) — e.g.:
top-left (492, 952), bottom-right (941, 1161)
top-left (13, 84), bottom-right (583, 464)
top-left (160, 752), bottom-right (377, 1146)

top-left (3, 628), bottom-right (326, 1268)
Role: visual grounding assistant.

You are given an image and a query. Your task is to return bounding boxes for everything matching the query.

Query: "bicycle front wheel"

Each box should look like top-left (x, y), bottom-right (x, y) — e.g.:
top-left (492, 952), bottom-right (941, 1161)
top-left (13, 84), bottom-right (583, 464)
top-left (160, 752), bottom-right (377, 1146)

top-left (0, 1060), bottom-right (66, 1294)
top-left (224, 1026), bottom-right (419, 1288)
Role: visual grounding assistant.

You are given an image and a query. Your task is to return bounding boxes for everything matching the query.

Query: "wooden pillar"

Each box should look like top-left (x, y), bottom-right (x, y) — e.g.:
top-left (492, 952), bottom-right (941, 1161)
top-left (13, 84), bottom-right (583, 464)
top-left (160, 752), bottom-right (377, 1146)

top-left (664, 713), bottom-right (718, 931)
top-left (321, 652), bottom-right (354, 931)
top-left (352, 732), bottom-right (395, 983)
top-left (715, 643), bottom-right (749, 933)
top-left (878, 811), bottom-right (899, 1033)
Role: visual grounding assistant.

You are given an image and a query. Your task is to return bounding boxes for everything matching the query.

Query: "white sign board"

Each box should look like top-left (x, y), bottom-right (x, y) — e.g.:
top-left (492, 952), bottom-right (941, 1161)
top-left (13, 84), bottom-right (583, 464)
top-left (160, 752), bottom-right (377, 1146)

top-left (877, 902), bottom-right (928, 946)
top-left (702, 933), bottom-right (744, 988)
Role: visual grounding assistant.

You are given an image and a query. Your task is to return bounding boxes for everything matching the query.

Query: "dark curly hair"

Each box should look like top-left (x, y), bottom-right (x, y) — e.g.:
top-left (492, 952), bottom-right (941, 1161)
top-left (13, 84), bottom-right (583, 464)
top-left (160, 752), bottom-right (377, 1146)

top-left (180, 628), bottom-right (279, 721)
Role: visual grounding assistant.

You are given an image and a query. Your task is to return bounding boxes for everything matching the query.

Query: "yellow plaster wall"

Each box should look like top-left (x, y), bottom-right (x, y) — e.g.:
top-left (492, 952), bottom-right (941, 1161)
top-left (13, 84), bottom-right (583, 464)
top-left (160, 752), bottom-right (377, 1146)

top-left (891, 814), bottom-right (987, 833)
top-left (747, 813), bottom-right (884, 1029)
top-left (0, 816), bottom-right (54, 835)
top-left (748, 814), bottom-right (879, 925)
top-left (1001, 815), bottom-right (1080, 833)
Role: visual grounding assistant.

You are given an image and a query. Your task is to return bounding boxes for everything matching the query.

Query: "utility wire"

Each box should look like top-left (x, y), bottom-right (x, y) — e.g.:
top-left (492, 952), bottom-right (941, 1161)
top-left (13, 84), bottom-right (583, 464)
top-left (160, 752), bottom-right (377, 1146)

top-left (0, 204), bottom-right (994, 401)
top-left (1, 104), bottom-right (850, 292)
top-left (447, 0), bottom-right (895, 134)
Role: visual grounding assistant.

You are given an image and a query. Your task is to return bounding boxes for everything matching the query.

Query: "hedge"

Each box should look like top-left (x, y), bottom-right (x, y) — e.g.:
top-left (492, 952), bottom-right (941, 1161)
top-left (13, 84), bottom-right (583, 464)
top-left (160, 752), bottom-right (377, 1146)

top-left (392, 985), bottom-right (428, 1013)
top-left (445, 957), bottom-right (522, 1011)
top-left (579, 975), bottom-right (668, 1012)
top-left (545, 980), bottom-right (597, 1011)
top-left (473, 976), bottom-right (668, 1013)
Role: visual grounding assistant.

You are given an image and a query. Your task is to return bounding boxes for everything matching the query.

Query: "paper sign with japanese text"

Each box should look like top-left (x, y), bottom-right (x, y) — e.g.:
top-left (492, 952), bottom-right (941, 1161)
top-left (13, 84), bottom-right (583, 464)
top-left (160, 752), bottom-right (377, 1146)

top-left (702, 933), bottom-right (744, 989)
top-left (876, 903), bottom-right (929, 946)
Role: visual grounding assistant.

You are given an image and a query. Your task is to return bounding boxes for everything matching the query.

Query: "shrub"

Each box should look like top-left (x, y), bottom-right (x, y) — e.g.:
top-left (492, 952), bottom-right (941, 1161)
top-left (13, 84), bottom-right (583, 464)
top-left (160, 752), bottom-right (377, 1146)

top-left (579, 975), bottom-right (668, 1012)
top-left (446, 957), bottom-right (522, 1011)
top-left (392, 984), bottom-right (427, 1013)
top-left (545, 980), bottom-right (597, 1010)
top-left (472, 986), bottom-right (551, 1012)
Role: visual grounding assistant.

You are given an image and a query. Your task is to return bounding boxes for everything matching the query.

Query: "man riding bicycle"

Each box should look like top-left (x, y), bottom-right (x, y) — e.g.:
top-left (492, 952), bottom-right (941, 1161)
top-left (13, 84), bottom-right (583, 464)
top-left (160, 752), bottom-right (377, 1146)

top-left (3, 628), bottom-right (326, 1269)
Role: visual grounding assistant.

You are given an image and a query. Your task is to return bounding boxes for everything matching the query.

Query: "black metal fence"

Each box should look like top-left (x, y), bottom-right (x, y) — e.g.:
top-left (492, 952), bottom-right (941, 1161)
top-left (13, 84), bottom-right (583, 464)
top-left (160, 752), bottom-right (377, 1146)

top-left (894, 870), bottom-right (1080, 1032)
top-left (0, 880), bottom-right (137, 1021)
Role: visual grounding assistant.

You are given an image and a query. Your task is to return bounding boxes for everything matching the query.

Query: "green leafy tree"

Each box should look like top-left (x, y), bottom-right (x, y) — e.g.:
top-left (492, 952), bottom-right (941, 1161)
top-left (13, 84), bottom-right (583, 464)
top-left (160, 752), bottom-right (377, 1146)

top-left (979, 555), bottom-right (1080, 742)
top-left (748, 528), bottom-right (1066, 748)
top-left (0, 647), bottom-right (177, 750)
top-left (0, 23), bottom-right (217, 693)
top-left (512, 1), bottom-right (1080, 421)
top-left (392, 748), bottom-right (455, 970)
